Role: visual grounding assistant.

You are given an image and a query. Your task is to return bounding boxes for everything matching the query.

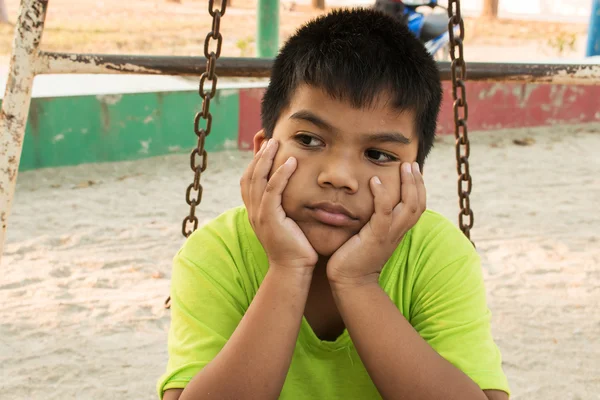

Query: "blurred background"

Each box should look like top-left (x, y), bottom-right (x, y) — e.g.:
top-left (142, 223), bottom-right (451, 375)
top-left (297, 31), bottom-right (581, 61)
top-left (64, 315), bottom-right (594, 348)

top-left (0, 1), bottom-right (598, 399)
top-left (0, 0), bottom-right (596, 64)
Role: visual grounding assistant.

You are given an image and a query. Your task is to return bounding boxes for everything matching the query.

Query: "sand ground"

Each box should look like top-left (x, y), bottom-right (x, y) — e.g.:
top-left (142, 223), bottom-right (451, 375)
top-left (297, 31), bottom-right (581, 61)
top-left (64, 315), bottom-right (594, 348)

top-left (1, 123), bottom-right (599, 399)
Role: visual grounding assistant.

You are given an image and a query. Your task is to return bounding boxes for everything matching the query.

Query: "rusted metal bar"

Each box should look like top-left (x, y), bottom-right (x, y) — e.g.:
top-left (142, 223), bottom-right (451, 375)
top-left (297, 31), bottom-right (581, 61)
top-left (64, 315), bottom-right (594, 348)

top-left (0, 0), bottom-right (48, 263)
top-left (37, 52), bottom-right (600, 85)
top-left (465, 61), bottom-right (600, 85)
top-left (36, 52), bottom-right (271, 77)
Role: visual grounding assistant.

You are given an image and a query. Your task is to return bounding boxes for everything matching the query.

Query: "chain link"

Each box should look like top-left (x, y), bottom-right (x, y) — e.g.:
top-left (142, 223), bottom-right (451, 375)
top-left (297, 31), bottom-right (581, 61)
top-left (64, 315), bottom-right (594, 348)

top-left (167, 0), bottom-right (227, 309)
top-left (447, 0), bottom-right (474, 244)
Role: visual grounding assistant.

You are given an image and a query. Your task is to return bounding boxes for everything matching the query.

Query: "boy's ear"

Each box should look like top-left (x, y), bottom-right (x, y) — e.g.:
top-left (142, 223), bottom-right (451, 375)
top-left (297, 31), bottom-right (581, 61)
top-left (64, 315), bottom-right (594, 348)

top-left (253, 129), bottom-right (267, 155)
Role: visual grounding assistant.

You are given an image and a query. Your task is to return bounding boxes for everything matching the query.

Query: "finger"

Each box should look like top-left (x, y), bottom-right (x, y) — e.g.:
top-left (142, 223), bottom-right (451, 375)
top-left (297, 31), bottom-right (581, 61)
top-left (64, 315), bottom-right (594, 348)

top-left (241, 140), bottom-right (267, 193)
top-left (259, 156), bottom-right (297, 220)
top-left (241, 140), bottom-right (268, 209)
top-left (367, 176), bottom-right (394, 239)
top-left (412, 162), bottom-right (427, 211)
top-left (250, 139), bottom-right (279, 221)
top-left (394, 162), bottom-right (418, 219)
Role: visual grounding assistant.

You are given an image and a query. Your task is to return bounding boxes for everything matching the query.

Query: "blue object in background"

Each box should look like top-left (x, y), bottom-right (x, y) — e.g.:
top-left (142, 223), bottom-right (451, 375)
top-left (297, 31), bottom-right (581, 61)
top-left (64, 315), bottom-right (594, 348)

top-left (587, 0), bottom-right (600, 56)
top-left (404, 0), bottom-right (457, 59)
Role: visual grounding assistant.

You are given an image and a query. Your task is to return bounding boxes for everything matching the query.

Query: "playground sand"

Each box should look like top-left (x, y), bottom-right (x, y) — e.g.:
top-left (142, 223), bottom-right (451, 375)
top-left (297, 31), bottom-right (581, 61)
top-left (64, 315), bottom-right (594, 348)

top-left (2, 123), bottom-right (600, 399)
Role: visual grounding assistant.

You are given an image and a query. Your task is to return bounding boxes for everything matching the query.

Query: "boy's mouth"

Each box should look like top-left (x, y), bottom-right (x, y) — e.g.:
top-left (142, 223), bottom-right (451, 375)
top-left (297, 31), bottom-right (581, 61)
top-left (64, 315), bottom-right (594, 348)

top-left (306, 202), bottom-right (358, 227)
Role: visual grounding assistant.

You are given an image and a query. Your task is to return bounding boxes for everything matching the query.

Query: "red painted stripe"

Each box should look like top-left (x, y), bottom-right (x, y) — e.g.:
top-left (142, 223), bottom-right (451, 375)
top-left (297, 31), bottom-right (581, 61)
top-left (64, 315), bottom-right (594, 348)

top-left (238, 88), bottom-right (266, 151)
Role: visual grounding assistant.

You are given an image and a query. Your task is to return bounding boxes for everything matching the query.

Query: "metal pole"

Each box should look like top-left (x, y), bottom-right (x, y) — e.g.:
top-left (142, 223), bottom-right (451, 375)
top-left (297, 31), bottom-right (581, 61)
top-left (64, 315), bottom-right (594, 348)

top-left (34, 53), bottom-right (600, 85)
top-left (587, 0), bottom-right (600, 56)
top-left (0, 0), bottom-right (48, 263)
top-left (257, 0), bottom-right (279, 57)
top-left (0, 0), bottom-right (10, 24)
top-left (312, 0), bottom-right (325, 9)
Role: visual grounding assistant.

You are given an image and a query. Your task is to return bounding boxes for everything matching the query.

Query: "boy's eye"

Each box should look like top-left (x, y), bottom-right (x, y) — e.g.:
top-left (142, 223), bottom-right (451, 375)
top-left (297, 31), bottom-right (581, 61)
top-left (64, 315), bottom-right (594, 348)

top-left (295, 134), bottom-right (323, 147)
top-left (366, 149), bottom-right (398, 163)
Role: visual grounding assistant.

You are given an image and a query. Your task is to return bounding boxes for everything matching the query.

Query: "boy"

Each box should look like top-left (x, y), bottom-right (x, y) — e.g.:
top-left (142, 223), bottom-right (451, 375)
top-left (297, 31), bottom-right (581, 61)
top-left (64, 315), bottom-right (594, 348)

top-left (158, 8), bottom-right (510, 400)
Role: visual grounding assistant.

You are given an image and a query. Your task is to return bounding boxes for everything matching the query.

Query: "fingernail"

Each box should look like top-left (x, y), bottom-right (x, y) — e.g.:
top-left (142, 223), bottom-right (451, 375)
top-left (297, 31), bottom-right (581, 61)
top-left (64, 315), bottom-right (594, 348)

top-left (413, 162), bottom-right (420, 174)
top-left (373, 176), bottom-right (381, 185)
top-left (267, 139), bottom-right (274, 149)
top-left (260, 141), bottom-right (267, 151)
top-left (285, 157), bottom-right (295, 165)
top-left (403, 163), bottom-right (412, 173)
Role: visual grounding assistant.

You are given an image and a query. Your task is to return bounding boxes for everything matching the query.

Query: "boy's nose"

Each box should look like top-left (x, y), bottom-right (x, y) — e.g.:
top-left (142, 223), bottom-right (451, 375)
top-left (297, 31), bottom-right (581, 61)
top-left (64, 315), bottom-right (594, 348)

top-left (317, 158), bottom-right (359, 193)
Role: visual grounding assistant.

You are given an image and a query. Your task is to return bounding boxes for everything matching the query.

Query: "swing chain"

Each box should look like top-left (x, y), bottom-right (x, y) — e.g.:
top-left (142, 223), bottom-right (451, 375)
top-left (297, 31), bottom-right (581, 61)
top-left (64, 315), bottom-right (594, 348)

top-left (168, 0), bottom-right (227, 308)
top-left (182, 0), bottom-right (227, 238)
top-left (447, 0), bottom-right (474, 243)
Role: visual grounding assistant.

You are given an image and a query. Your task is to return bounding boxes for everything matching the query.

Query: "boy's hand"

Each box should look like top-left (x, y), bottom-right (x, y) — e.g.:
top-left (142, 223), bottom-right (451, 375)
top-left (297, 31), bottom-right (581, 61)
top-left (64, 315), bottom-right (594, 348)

top-left (241, 139), bottom-right (318, 273)
top-left (327, 162), bottom-right (426, 288)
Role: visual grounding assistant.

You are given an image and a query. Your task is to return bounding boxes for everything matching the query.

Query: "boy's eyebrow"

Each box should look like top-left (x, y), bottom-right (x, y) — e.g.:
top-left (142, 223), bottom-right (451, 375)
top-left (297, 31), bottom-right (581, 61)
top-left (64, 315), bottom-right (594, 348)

top-left (289, 109), bottom-right (411, 145)
top-left (363, 132), bottom-right (411, 145)
top-left (289, 110), bottom-right (334, 131)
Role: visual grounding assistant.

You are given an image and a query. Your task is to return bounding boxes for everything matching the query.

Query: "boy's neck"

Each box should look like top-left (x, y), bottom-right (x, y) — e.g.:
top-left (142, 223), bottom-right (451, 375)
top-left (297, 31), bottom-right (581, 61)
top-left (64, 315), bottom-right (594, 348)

top-left (315, 256), bottom-right (330, 275)
top-left (304, 254), bottom-right (346, 342)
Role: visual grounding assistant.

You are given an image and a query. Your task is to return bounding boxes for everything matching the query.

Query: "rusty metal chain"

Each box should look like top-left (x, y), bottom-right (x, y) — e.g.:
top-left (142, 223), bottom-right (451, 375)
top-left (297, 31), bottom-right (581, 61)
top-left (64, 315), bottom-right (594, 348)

top-left (182, 0), bottom-right (227, 238)
top-left (166, 0), bottom-right (227, 309)
top-left (447, 0), bottom-right (474, 245)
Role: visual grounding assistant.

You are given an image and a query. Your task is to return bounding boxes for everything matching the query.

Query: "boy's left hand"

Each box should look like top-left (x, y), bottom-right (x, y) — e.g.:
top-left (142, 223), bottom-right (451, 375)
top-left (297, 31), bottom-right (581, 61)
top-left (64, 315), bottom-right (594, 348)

top-left (327, 162), bottom-right (426, 289)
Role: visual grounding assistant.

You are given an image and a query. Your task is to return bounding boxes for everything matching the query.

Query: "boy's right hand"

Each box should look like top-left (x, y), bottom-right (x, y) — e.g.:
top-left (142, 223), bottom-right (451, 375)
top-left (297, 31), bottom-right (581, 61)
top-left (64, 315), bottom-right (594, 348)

top-left (241, 139), bottom-right (318, 273)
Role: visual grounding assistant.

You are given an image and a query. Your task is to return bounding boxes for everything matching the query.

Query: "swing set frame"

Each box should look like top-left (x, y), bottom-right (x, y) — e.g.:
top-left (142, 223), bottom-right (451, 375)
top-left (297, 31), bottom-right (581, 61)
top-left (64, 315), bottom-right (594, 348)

top-left (1, 0), bottom-right (599, 265)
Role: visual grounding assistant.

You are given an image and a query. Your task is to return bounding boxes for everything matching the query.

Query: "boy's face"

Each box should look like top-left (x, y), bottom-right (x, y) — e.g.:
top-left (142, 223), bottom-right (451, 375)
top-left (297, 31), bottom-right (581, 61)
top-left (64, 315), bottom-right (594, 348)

top-left (254, 84), bottom-right (419, 257)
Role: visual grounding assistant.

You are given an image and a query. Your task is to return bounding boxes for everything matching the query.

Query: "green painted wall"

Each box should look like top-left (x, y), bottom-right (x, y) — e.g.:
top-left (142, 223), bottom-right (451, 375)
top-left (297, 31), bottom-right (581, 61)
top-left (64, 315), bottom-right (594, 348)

top-left (1, 89), bottom-right (239, 171)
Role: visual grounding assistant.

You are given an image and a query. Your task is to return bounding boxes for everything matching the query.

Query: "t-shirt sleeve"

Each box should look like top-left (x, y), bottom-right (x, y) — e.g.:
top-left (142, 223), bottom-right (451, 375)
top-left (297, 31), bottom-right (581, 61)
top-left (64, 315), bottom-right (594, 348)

top-left (156, 211), bottom-right (254, 399)
top-left (408, 219), bottom-right (510, 396)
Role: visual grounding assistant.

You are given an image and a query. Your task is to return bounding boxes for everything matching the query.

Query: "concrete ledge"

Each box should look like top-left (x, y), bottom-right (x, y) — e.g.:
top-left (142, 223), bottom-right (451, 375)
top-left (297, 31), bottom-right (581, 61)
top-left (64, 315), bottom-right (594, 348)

top-left (4, 80), bottom-right (599, 171)
top-left (437, 82), bottom-right (600, 134)
top-left (238, 82), bottom-right (600, 148)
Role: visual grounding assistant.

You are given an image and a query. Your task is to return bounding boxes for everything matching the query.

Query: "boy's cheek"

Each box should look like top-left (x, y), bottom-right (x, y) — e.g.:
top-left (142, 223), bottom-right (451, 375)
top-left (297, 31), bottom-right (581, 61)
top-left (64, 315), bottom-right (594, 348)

top-left (270, 144), bottom-right (308, 178)
top-left (382, 174), bottom-right (402, 204)
top-left (268, 150), bottom-right (291, 179)
top-left (271, 142), bottom-right (295, 170)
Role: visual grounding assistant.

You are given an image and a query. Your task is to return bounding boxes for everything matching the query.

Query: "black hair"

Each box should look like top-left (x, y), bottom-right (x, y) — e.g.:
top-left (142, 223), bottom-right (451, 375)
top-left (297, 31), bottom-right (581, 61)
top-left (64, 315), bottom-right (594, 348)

top-left (260, 8), bottom-right (443, 166)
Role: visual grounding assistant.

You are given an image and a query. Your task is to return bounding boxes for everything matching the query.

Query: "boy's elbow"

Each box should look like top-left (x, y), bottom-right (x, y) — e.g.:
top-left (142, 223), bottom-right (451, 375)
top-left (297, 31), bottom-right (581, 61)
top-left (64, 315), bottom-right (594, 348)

top-left (484, 389), bottom-right (509, 400)
top-left (162, 389), bottom-right (183, 400)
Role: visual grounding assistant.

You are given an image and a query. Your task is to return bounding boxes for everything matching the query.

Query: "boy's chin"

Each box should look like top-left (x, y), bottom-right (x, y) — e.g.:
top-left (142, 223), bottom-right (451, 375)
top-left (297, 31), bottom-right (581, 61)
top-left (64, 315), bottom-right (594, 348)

top-left (306, 231), bottom-right (351, 258)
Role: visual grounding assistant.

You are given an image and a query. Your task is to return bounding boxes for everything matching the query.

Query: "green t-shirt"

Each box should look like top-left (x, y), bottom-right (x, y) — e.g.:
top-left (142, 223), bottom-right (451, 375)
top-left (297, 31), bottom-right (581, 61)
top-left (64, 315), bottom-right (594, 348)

top-left (157, 206), bottom-right (510, 399)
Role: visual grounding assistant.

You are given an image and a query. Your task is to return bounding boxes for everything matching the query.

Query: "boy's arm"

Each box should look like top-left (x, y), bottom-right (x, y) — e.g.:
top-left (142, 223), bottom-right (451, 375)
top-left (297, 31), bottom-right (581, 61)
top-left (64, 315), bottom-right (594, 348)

top-left (484, 390), bottom-right (510, 400)
top-left (327, 163), bottom-right (509, 399)
top-left (163, 389), bottom-right (183, 400)
top-left (177, 267), bottom-right (312, 400)
top-left (331, 281), bottom-right (505, 400)
top-left (170, 141), bottom-right (317, 400)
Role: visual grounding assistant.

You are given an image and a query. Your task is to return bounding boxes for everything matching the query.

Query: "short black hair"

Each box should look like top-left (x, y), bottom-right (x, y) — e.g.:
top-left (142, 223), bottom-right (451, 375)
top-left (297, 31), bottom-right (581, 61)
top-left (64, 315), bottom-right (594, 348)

top-left (261, 8), bottom-right (442, 166)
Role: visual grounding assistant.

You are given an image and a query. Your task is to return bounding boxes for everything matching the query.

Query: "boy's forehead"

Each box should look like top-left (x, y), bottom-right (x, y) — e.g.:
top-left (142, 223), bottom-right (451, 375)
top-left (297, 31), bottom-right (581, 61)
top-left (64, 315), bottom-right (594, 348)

top-left (288, 84), bottom-right (396, 111)
top-left (282, 84), bottom-right (416, 139)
